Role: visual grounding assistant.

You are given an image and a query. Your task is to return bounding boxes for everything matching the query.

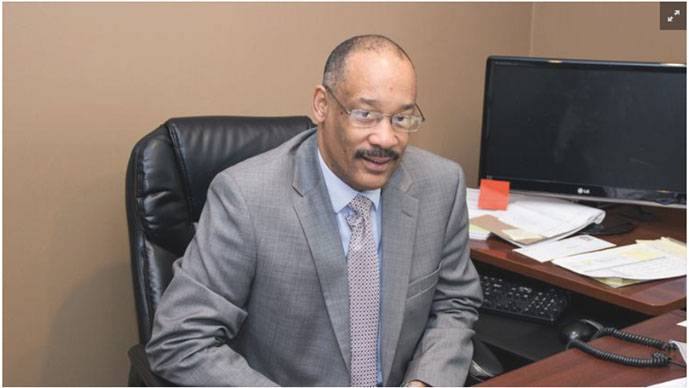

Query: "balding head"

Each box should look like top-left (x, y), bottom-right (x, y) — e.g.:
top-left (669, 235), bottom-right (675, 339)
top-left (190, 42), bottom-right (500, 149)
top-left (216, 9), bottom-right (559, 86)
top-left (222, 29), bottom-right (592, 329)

top-left (322, 35), bottom-right (415, 92)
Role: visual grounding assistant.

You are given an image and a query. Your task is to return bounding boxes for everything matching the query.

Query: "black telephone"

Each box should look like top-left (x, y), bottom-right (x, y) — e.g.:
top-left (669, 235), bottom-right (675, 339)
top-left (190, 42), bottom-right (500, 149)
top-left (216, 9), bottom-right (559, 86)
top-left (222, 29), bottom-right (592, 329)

top-left (559, 319), bottom-right (684, 367)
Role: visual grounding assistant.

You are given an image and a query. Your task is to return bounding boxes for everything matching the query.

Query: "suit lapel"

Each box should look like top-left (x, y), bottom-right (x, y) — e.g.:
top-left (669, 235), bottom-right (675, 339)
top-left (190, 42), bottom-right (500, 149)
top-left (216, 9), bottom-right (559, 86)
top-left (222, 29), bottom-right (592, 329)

top-left (292, 134), bottom-right (351, 371)
top-left (380, 166), bottom-right (418, 384)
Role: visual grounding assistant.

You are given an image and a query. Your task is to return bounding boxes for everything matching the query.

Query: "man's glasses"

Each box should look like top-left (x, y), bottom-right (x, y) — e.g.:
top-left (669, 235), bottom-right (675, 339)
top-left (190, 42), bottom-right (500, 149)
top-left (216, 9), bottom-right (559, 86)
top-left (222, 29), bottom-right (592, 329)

top-left (324, 86), bottom-right (425, 133)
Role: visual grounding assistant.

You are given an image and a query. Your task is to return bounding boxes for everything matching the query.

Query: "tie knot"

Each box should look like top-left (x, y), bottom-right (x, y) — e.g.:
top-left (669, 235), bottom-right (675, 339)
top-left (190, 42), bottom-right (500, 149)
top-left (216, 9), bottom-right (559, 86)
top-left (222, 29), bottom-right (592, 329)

top-left (348, 194), bottom-right (373, 216)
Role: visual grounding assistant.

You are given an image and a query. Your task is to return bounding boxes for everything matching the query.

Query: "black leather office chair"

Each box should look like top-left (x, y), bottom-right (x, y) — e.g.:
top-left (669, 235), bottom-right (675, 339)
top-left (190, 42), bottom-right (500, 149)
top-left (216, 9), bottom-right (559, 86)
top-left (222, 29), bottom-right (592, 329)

top-left (125, 116), bottom-right (501, 386)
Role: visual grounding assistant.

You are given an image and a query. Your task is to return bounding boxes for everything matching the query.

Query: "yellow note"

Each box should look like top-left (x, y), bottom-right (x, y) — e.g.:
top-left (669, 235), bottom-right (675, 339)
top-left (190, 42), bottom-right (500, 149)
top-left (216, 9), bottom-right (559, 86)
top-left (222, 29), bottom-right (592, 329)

top-left (503, 228), bottom-right (542, 242)
top-left (470, 224), bottom-right (489, 233)
top-left (592, 277), bottom-right (644, 288)
top-left (621, 249), bottom-right (663, 261)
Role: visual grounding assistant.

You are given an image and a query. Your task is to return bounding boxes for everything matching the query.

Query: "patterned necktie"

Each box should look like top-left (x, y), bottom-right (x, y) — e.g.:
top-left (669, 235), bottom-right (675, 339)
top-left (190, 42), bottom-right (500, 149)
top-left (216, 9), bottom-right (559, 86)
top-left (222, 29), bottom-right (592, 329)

top-left (346, 195), bottom-right (380, 387)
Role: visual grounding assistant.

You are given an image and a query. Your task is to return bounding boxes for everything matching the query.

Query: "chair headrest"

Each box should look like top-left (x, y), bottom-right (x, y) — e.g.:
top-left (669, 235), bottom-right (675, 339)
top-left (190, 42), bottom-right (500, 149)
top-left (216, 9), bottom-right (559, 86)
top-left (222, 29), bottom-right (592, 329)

top-left (127, 115), bottom-right (314, 256)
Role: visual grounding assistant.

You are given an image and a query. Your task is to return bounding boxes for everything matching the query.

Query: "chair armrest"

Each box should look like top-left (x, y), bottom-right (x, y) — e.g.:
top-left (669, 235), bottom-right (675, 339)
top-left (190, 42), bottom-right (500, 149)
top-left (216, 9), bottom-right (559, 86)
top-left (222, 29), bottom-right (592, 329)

top-left (128, 344), bottom-right (175, 387)
top-left (467, 337), bottom-right (503, 385)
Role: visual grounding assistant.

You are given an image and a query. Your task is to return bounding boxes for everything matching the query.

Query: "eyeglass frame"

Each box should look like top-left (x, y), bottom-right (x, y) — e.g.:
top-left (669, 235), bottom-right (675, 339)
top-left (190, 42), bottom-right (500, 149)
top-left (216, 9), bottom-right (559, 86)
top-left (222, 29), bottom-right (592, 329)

top-left (323, 85), bottom-right (426, 133)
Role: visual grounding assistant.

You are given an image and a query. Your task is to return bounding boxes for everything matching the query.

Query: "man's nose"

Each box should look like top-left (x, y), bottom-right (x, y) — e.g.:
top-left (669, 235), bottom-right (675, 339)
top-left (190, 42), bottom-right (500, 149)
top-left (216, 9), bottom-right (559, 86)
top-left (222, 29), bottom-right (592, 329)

top-left (368, 118), bottom-right (397, 149)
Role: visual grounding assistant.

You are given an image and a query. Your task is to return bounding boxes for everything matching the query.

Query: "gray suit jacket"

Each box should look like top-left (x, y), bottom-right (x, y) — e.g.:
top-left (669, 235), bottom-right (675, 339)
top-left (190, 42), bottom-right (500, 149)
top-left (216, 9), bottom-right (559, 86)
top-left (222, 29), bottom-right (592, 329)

top-left (146, 129), bottom-right (483, 386)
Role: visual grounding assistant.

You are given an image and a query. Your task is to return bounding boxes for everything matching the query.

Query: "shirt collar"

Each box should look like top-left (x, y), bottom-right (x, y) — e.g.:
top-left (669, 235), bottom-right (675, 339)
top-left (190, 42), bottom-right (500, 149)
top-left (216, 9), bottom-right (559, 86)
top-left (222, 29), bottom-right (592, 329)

top-left (317, 148), bottom-right (381, 214)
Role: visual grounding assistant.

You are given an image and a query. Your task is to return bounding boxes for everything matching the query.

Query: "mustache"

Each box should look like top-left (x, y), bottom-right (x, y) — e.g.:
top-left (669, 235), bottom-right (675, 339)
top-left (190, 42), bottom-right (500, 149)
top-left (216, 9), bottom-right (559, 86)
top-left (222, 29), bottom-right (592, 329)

top-left (354, 148), bottom-right (400, 160)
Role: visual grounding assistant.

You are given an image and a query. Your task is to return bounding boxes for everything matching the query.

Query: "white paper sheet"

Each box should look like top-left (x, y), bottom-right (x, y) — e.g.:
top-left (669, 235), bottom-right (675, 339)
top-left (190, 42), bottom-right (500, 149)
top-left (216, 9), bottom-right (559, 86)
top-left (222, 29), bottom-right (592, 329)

top-left (514, 235), bottom-right (615, 263)
top-left (553, 243), bottom-right (686, 280)
top-left (585, 256), bottom-right (686, 280)
top-left (500, 195), bottom-right (605, 238)
top-left (637, 238), bottom-right (687, 259)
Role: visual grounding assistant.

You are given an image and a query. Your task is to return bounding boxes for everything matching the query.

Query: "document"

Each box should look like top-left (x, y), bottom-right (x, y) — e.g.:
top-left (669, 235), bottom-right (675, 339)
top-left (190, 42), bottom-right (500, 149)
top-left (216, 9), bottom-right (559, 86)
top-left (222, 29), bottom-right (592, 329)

top-left (586, 256), bottom-right (685, 280)
top-left (553, 239), bottom-right (686, 281)
top-left (637, 237), bottom-right (686, 258)
top-left (497, 196), bottom-right (600, 239)
top-left (514, 235), bottom-right (615, 263)
top-left (466, 188), bottom-right (606, 247)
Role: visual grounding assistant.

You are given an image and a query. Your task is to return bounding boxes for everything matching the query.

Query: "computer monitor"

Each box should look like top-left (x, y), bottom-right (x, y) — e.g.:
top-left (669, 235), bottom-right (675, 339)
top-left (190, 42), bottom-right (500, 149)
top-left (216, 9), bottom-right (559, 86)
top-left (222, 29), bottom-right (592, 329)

top-left (479, 56), bottom-right (686, 209)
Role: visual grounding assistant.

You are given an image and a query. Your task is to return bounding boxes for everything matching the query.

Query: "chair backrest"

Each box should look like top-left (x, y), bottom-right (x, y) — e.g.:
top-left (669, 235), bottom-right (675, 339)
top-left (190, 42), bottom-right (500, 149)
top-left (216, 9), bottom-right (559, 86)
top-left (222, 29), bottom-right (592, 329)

top-left (126, 116), bottom-right (314, 344)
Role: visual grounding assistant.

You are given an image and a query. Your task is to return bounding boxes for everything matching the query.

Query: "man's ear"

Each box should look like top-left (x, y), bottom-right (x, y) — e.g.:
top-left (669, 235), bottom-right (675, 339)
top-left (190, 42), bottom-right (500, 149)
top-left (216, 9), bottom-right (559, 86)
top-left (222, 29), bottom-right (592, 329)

top-left (312, 85), bottom-right (328, 124)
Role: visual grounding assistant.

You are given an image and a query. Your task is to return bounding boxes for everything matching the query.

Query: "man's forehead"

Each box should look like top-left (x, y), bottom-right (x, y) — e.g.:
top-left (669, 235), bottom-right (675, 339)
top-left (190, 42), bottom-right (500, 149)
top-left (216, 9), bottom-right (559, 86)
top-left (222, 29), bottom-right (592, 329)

top-left (344, 48), bottom-right (412, 73)
top-left (340, 53), bottom-right (416, 88)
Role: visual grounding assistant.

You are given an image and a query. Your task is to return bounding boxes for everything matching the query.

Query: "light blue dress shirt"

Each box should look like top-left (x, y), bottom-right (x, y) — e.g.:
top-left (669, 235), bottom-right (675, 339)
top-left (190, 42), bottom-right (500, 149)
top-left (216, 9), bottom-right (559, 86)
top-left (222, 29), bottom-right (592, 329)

top-left (317, 149), bottom-right (384, 386)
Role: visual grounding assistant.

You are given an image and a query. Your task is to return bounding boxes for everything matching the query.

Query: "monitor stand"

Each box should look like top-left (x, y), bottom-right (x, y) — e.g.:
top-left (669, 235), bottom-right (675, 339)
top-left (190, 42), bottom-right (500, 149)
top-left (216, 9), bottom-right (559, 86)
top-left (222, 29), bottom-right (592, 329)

top-left (580, 215), bottom-right (635, 236)
top-left (578, 204), bottom-right (658, 236)
top-left (618, 205), bottom-right (661, 222)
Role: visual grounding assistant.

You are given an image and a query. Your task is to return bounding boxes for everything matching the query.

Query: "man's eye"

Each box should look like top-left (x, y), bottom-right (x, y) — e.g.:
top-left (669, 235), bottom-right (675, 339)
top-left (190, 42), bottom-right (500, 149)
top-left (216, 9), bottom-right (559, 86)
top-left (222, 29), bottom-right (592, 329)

top-left (393, 115), bottom-right (411, 124)
top-left (353, 110), bottom-right (374, 119)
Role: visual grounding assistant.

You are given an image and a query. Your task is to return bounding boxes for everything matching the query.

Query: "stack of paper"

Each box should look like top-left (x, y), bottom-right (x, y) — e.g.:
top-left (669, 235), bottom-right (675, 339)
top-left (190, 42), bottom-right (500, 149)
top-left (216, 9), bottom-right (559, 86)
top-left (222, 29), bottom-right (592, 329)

top-left (552, 237), bottom-right (686, 288)
top-left (466, 188), bottom-right (606, 247)
top-left (469, 224), bottom-right (490, 240)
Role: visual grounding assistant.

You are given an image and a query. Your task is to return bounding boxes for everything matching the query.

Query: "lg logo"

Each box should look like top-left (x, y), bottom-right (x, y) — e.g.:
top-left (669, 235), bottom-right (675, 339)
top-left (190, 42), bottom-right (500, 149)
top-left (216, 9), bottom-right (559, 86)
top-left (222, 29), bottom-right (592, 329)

top-left (577, 188), bottom-right (590, 195)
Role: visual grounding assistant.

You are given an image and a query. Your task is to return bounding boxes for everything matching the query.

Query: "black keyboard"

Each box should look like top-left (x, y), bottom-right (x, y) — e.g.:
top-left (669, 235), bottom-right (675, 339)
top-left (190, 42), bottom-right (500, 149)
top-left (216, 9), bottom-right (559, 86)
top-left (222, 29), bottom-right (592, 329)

top-left (479, 274), bottom-right (571, 325)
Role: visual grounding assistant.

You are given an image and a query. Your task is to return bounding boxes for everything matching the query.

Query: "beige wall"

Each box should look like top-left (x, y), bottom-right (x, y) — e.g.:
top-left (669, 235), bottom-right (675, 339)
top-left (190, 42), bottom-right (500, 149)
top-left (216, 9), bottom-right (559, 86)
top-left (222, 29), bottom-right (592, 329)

top-left (531, 2), bottom-right (686, 62)
top-left (3, 2), bottom-right (684, 386)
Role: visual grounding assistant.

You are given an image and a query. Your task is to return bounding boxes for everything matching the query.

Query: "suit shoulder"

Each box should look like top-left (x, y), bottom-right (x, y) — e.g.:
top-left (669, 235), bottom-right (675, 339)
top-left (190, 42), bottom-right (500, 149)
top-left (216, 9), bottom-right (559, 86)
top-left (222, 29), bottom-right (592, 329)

top-left (402, 146), bottom-right (465, 184)
top-left (215, 129), bottom-right (314, 185)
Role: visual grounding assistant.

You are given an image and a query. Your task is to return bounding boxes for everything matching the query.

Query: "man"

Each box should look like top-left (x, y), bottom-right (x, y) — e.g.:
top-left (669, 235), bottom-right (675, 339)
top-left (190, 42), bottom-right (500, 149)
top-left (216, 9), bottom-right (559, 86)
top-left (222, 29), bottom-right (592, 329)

top-left (146, 35), bottom-right (482, 387)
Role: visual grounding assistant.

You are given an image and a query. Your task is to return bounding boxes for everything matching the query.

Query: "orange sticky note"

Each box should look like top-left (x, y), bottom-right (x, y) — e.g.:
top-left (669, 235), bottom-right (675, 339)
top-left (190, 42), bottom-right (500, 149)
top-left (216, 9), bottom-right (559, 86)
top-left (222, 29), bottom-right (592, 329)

top-left (478, 179), bottom-right (510, 210)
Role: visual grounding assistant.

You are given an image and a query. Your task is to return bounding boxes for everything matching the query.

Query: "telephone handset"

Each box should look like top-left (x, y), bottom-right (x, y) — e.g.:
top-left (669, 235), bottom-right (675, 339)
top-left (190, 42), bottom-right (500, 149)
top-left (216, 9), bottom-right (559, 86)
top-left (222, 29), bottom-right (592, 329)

top-left (560, 319), bottom-right (684, 367)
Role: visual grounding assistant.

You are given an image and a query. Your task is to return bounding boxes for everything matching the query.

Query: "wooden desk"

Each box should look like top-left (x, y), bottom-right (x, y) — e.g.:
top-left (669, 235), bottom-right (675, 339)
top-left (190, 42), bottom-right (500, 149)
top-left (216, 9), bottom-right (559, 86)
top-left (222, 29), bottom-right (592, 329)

top-left (470, 206), bottom-right (686, 315)
top-left (478, 310), bottom-right (687, 387)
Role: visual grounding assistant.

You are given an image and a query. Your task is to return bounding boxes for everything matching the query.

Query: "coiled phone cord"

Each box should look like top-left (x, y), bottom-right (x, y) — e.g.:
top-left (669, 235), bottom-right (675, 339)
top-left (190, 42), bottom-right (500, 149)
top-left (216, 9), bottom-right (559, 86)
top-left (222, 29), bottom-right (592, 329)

top-left (566, 328), bottom-right (682, 367)
top-left (590, 327), bottom-right (679, 351)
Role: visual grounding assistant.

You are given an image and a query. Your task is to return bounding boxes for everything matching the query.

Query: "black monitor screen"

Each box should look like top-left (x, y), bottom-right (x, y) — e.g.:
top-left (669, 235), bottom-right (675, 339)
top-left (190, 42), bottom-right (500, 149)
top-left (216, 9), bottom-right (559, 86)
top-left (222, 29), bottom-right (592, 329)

top-left (479, 57), bottom-right (686, 207)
